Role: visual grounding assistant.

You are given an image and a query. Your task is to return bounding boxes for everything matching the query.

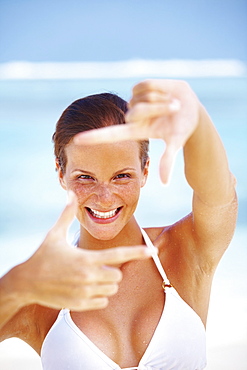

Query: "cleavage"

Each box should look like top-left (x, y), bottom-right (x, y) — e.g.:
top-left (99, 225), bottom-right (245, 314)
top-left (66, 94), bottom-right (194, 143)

top-left (71, 258), bottom-right (165, 367)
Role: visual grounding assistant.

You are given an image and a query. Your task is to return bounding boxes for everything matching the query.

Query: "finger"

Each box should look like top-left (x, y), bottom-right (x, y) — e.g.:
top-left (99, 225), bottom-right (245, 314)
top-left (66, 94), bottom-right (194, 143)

top-left (71, 297), bottom-right (109, 311)
top-left (126, 100), bottom-right (180, 123)
top-left (129, 91), bottom-right (171, 108)
top-left (82, 297), bottom-right (109, 310)
top-left (159, 143), bottom-right (180, 184)
top-left (73, 125), bottom-right (143, 145)
top-left (83, 283), bottom-right (119, 298)
top-left (94, 245), bottom-right (153, 265)
top-left (52, 191), bottom-right (78, 236)
top-left (132, 79), bottom-right (175, 95)
top-left (79, 264), bottom-right (123, 283)
top-left (96, 266), bottom-right (123, 283)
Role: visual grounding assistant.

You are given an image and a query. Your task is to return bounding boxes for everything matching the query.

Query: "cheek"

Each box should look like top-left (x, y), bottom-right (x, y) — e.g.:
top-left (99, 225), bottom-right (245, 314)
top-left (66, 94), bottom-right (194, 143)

top-left (120, 182), bottom-right (141, 204)
top-left (68, 182), bottom-right (93, 204)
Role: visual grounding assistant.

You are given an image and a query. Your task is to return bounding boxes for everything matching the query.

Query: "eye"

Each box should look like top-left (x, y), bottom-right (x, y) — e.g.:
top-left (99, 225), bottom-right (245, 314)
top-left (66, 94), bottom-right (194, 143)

top-left (77, 174), bottom-right (95, 183)
top-left (79, 175), bottom-right (93, 179)
top-left (115, 173), bottom-right (131, 179)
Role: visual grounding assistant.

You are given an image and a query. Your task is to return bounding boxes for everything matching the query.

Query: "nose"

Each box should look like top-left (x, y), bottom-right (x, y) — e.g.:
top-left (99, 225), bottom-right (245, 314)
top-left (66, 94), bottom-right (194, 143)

top-left (93, 183), bottom-right (116, 208)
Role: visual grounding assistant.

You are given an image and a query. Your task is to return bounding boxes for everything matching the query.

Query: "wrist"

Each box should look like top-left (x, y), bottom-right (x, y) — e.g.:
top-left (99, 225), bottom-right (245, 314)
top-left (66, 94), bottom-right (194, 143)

top-left (0, 263), bottom-right (33, 310)
top-left (184, 103), bottom-right (209, 150)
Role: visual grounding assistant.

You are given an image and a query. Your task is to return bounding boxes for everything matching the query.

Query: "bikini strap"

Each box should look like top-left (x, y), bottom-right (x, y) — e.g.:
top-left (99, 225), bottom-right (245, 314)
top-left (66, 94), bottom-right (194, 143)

top-left (141, 228), bottom-right (172, 291)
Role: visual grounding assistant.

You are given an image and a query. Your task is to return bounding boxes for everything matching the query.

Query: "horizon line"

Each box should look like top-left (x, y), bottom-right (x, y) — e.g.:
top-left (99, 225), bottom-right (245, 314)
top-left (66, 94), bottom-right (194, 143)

top-left (0, 59), bottom-right (246, 80)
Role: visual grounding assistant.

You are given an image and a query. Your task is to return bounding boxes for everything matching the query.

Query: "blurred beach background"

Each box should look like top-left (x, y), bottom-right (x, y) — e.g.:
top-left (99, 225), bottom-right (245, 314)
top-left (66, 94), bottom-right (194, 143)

top-left (0, 1), bottom-right (246, 369)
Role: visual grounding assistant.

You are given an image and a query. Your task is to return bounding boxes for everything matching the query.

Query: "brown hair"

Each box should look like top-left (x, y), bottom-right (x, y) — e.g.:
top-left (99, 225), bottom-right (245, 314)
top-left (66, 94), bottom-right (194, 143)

top-left (52, 93), bottom-right (149, 173)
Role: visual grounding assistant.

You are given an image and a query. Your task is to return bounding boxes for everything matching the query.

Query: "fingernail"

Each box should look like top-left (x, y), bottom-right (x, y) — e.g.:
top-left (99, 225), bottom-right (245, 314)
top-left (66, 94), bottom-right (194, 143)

top-left (169, 99), bottom-right (181, 112)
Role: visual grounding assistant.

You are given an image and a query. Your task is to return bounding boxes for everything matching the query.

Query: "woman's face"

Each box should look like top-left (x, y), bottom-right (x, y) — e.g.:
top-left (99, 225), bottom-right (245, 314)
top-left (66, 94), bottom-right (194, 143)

top-left (58, 140), bottom-right (149, 240)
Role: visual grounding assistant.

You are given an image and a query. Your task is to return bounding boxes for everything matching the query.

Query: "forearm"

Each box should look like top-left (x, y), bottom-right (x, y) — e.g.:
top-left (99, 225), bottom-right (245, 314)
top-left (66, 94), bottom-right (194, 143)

top-left (183, 104), bottom-right (236, 206)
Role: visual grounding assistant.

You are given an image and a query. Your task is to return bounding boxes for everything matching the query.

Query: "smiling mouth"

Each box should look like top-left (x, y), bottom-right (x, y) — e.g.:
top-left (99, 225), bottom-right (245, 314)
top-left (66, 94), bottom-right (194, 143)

top-left (86, 207), bottom-right (122, 219)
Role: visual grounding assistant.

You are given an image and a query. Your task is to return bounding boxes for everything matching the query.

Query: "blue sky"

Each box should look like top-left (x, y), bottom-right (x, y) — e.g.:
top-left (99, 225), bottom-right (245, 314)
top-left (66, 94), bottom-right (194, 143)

top-left (0, 0), bottom-right (246, 62)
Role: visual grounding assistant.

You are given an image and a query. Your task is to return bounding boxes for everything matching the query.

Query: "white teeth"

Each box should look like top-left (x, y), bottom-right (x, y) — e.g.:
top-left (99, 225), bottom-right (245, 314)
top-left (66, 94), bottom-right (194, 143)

top-left (89, 208), bottom-right (118, 219)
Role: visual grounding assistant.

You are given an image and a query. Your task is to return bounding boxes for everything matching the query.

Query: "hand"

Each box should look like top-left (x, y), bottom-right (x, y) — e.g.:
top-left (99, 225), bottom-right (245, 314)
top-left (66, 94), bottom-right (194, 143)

top-left (74, 80), bottom-right (200, 183)
top-left (12, 192), bottom-right (152, 311)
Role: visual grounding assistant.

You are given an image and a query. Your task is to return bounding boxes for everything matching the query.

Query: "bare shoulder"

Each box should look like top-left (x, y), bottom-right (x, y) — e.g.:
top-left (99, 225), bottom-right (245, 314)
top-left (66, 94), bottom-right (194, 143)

top-left (143, 224), bottom-right (180, 270)
top-left (0, 304), bottom-right (59, 354)
top-left (147, 200), bottom-right (237, 274)
top-left (143, 216), bottom-right (236, 325)
top-left (144, 219), bottom-right (215, 324)
top-left (144, 216), bottom-right (217, 289)
top-left (143, 222), bottom-right (188, 256)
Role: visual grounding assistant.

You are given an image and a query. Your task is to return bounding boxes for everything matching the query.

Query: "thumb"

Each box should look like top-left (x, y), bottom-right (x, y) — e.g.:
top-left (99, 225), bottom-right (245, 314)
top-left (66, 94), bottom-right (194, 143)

top-left (52, 191), bottom-right (78, 237)
top-left (159, 143), bottom-right (180, 184)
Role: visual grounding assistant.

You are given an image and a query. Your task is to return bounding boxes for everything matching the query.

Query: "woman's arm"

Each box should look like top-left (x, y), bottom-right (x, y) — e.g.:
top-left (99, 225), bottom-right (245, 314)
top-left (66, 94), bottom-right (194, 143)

top-left (74, 79), bottom-right (237, 263)
top-left (183, 103), bottom-right (237, 263)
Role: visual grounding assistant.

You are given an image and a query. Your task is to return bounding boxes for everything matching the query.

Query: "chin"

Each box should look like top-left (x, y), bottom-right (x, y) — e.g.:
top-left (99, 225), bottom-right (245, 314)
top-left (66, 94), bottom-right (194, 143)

top-left (90, 228), bottom-right (120, 241)
top-left (87, 220), bottom-right (129, 242)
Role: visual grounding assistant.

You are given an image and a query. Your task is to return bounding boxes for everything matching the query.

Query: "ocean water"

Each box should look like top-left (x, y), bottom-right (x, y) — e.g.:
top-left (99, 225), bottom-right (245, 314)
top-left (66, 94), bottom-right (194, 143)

top-left (0, 75), bottom-right (247, 368)
top-left (0, 76), bottom-right (246, 267)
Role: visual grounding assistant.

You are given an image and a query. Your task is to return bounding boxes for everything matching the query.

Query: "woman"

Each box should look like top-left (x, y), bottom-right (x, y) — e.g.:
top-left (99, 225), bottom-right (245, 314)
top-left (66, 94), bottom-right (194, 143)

top-left (0, 79), bottom-right (237, 369)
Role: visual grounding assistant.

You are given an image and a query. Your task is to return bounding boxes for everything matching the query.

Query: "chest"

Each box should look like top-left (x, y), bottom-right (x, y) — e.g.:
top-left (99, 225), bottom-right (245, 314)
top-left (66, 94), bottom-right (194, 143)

top-left (71, 259), bottom-right (165, 367)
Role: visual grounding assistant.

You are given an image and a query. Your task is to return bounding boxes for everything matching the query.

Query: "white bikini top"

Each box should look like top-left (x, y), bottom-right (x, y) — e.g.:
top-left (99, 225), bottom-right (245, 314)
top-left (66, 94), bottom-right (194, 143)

top-left (41, 229), bottom-right (207, 369)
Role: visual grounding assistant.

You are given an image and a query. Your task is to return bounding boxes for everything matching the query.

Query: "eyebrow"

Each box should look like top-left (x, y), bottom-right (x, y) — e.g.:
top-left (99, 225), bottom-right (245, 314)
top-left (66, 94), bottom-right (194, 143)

top-left (71, 169), bottom-right (96, 176)
top-left (113, 167), bottom-right (137, 175)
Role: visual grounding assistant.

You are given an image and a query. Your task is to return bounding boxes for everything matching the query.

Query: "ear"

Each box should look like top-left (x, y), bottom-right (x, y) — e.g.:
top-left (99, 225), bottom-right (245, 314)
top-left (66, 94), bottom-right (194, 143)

top-left (141, 158), bottom-right (150, 187)
top-left (55, 159), bottom-right (67, 190)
